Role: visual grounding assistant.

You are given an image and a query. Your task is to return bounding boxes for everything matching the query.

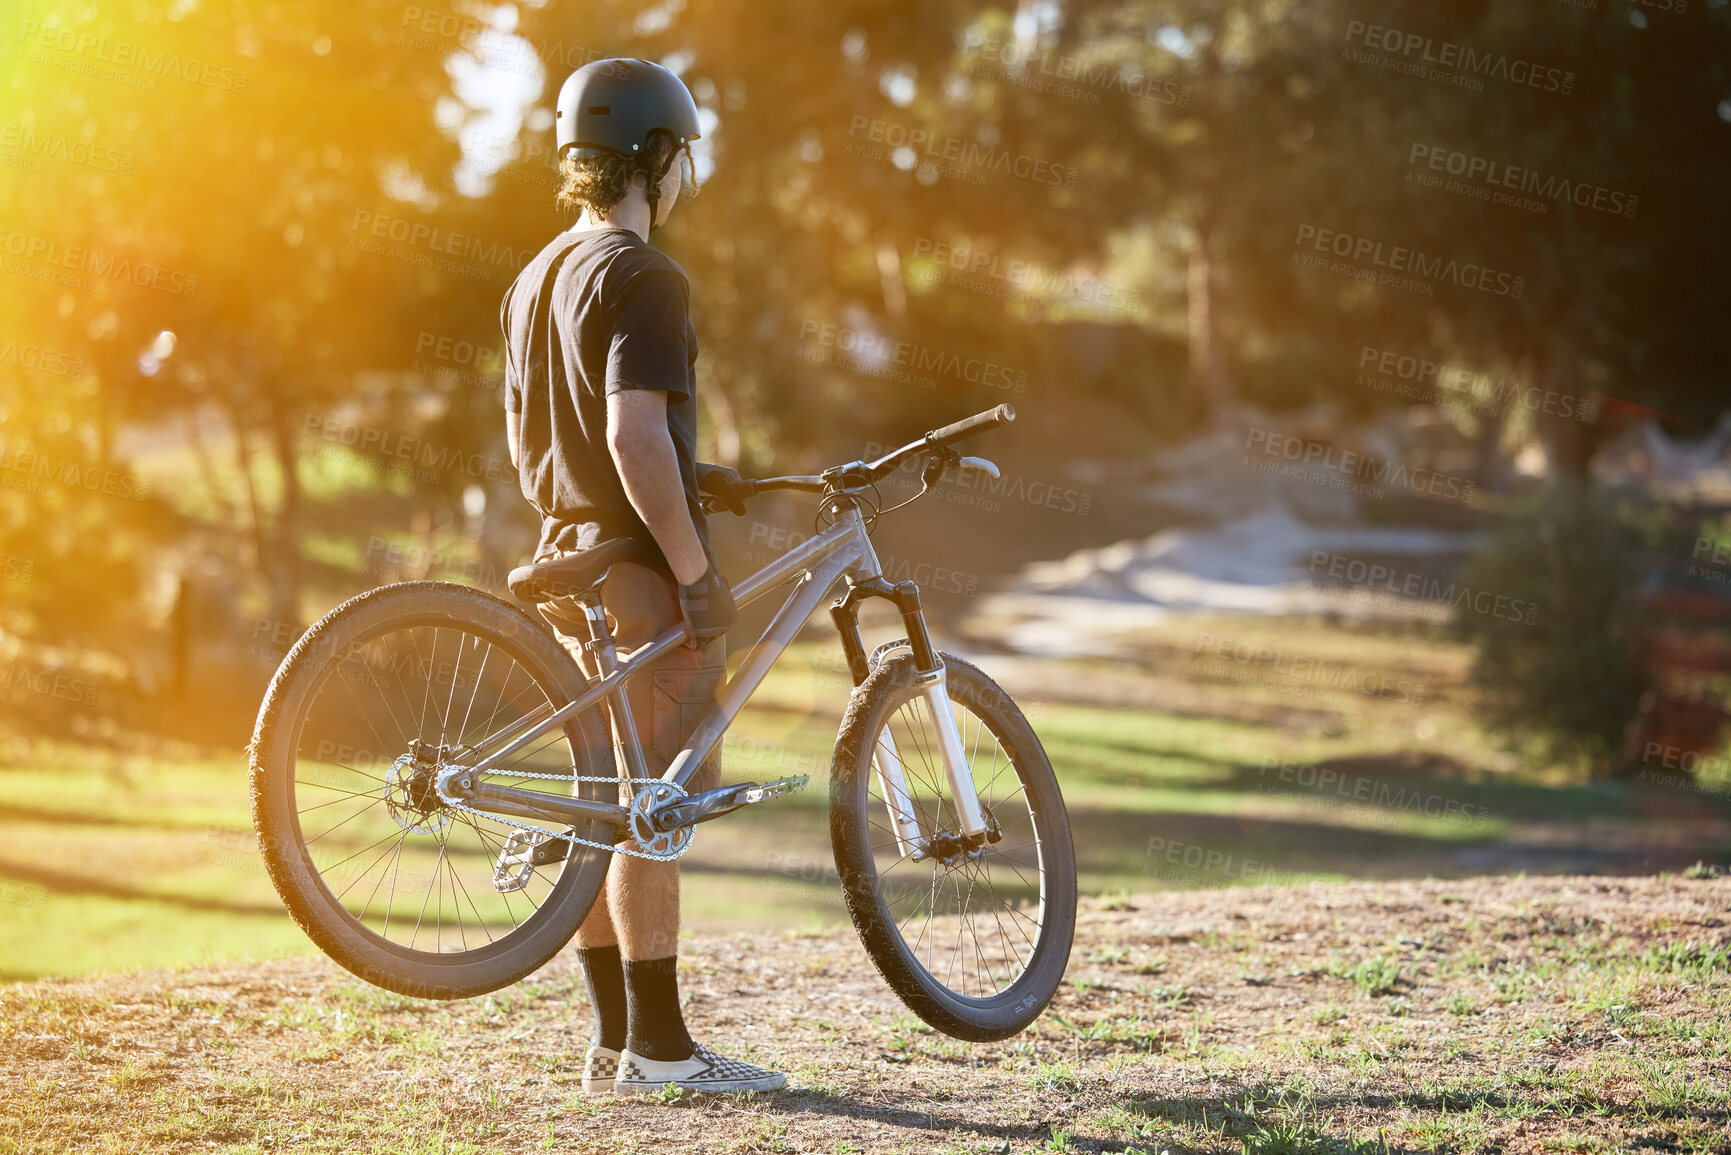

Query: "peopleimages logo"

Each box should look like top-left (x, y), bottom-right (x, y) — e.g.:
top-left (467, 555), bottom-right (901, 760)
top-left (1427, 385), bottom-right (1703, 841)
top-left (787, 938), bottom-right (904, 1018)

top-left (1342, 20), bottom-right (1575, 95)
top-left (910, 237), bottom-right (1142, 311)
top-left (1407, 144), bottom-right (1637, 219)
top-left (349, 210), bottom-right (532, 278)
top-left (17, 18), bottom-right (250, 93)
top-left (411, 330), bottom-right (502, 391)
top-left (0, 121), bottom-right (134, 175)
top-left (0, 438), bottom-right (150, 502)
top-left (797, 320), bottom-right (1028, 393)
top-left (1309, 550), bottom-right (1539, 625)
top-left (1293, 224), bottom-right (1525, 299)
top-left (1355, 345), bottom-right (1594, 423)
top-left (0, 336), bottom-right (85, 379)
top-left (1193, 633), bottom-right (1426, 705)
top-left (0, 228), bottom-right (200, 298)
top-left (302, 415), bottom-right (514, 484)
top-left (1245, 428), bottom-right (1476, 503)
top-left (0, 661), bottom-right (99, 708)
top-left (1258, 757), bottom-right (1492, 829)
top-left (846, 116), bottom-right (1079, 189)
top-left (958, 29), bottom-right (1192, 108)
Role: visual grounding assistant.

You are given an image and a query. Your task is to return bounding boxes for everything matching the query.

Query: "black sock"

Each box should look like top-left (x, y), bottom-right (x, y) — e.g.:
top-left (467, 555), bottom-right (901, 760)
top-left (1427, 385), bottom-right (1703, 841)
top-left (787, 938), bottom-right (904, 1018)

top-left (575, 944), bottom-right (627, 1052)
top-left (623, 955), bottom-right (695, 1061)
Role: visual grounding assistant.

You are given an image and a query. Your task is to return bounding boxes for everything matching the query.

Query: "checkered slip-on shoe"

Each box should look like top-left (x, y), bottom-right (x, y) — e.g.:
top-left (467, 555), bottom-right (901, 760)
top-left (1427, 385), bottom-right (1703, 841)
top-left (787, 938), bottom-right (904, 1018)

top-left (582, 1046), bottom-right (621, 1093)
top-left (613, 1042), bottom-right (787, 1095)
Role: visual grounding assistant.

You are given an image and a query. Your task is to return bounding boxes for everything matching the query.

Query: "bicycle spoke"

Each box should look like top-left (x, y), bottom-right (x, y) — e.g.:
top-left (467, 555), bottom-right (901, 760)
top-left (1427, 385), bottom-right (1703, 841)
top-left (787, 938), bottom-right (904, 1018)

top-left (864, 673), bottom-right (1052, 1002)
top-left (280, 611), bottom-right (598, 961)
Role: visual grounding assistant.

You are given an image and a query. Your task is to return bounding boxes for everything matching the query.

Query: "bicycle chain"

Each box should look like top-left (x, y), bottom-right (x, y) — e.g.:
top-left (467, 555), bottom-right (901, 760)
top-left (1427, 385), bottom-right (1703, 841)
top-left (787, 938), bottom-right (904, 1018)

top-left (437, 768), bottom-right (692, 863)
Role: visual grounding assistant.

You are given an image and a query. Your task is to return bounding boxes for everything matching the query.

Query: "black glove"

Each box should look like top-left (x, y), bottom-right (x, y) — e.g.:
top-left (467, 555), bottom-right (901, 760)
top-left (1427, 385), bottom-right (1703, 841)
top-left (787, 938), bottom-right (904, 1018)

top-left (677, 564), bottom-right (737, 644)
top-left (695, 462), bottom-right (750, 516)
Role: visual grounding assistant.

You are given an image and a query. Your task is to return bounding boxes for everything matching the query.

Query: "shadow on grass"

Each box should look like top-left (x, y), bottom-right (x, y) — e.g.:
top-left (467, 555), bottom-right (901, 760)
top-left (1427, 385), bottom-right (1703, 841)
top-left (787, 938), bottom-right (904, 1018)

top-left (751, 1082), bottom-right (1433, 1154)
top-left (1124, 1081), bottom-right (1730, 1153)
top-left (0, 803), bottom-right (234, 833)
top-left (0, 857), bottom-right (287, 918)
top-left (702, 788), bottom-right (1707, 895)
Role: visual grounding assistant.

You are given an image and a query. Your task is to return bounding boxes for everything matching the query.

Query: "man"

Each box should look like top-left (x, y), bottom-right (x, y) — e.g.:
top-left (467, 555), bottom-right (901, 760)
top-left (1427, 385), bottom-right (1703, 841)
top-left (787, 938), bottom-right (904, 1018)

top-left (498, 57), bottom-right (782, 1096)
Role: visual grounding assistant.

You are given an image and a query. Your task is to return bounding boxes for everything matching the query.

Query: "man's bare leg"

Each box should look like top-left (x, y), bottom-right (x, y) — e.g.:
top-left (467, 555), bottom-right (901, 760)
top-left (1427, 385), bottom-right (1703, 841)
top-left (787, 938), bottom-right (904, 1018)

top-left (550, 567), bottom-right (716, 1064)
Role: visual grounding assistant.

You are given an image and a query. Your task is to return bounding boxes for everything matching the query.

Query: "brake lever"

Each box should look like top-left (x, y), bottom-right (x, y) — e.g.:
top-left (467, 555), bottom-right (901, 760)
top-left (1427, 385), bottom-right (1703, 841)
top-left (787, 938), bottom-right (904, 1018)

top-left (921, 447), bottom-right (959, 486)
top-left (922, 448), bottom-right (1001, 485)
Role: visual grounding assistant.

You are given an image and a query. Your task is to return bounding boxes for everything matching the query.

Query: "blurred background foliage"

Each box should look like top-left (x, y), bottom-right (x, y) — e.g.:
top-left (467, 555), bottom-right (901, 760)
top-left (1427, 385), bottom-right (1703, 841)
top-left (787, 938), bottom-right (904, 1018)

top-left (0, 0), bottom-right (1729, 761)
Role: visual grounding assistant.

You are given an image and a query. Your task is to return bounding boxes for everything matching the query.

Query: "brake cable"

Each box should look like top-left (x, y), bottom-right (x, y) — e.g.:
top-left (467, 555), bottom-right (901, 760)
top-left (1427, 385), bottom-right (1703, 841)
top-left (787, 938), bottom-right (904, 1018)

top-left (870, 445), bottom-right (960, 522)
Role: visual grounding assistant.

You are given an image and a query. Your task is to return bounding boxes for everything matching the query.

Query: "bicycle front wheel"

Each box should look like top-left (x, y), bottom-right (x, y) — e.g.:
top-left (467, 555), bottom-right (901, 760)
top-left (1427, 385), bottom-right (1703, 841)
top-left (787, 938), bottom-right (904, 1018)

top-left (829, 649), bottom-right (1076, 1041)
top-left (249, 581), bottom-right (615, 999)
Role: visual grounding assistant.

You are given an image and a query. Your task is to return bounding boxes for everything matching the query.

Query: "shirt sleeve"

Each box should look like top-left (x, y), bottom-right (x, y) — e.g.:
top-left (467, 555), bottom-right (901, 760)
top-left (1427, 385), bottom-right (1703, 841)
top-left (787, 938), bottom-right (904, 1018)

top-left (499, 283), bottom-right (522, 415)
top-left (605, 265), bottom-right (693, 398)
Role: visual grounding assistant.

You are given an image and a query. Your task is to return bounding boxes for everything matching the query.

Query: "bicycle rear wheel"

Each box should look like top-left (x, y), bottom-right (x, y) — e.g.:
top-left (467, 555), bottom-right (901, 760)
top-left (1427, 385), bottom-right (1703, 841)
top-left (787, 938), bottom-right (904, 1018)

top-left (249, 581), bottom-right (615, 999)
top-left (829, 650), bottom-right (1075, 1041)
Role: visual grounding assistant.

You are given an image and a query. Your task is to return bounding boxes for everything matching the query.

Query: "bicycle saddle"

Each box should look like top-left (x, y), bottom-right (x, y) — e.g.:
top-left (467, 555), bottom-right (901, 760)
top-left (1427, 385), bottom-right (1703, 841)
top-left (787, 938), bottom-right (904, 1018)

top-left (507, 538), bottom-right (651, 603)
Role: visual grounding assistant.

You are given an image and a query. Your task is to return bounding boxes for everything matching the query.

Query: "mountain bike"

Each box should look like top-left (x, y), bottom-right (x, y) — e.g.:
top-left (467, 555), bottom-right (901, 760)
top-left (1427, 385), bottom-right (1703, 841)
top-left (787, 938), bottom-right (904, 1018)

top-left (249, 403), bottom-right (1075, 1041)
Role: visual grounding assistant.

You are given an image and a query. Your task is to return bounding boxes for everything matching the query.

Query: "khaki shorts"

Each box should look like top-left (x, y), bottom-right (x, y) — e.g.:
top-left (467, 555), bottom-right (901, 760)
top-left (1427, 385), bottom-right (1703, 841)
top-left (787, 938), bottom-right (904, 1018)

top-left (541, 559), bottom-right (725, 802)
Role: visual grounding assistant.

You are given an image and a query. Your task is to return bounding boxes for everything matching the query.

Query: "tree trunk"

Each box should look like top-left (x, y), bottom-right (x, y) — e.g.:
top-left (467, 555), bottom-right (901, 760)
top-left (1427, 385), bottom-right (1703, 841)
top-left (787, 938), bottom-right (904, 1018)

top-left (1535, 340), bottom-right (1606, 484)
top-left (1187, 215), bottom-right (1229, 412)
top-left (225, 401), bottom-right (271, 590)
top-left (264, 394), bottom-right (303, 629)
top-left (876, 230), bottom-right (907, 321)
top-left (1470, 394), bottom-right (1510, 494)
top-left (184, 404), bottom-right (235, 527)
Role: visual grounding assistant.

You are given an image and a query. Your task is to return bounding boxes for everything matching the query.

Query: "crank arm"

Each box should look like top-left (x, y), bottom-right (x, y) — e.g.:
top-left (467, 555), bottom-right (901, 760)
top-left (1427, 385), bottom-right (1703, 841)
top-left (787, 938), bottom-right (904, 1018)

top-left (649, 775), bottom-right (810, 832)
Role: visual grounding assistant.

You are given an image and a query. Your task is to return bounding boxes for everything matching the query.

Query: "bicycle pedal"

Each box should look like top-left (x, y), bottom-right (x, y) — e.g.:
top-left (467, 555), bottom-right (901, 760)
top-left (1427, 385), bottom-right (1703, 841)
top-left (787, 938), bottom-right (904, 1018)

top-left (492, 828), bottom-right (566, 892)
top-left (736, 775), bottom-right (809, 804)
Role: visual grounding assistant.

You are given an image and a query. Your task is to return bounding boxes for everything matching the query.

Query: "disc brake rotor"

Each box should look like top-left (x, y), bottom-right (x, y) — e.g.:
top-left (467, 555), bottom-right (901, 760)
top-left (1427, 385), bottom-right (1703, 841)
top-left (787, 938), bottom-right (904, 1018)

top-left (384, 751), bottom-right (453, 836)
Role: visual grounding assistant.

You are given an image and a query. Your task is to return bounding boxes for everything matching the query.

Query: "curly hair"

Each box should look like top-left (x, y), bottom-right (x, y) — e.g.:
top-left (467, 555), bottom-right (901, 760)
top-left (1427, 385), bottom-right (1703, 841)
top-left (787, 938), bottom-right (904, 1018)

top-left (554, 134), bottom-right (684, 218)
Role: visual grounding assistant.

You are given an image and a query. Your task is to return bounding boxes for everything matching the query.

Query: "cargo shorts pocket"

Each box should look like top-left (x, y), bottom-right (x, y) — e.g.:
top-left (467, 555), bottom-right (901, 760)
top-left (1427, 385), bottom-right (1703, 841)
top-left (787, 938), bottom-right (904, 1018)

top-left (650, 658), bottom-right (727, 771)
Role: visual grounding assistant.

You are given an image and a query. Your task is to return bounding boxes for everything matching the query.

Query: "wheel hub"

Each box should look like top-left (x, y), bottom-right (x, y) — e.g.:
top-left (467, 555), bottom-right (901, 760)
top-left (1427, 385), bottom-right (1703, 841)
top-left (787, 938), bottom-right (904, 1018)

top-left (383, 741), bottom-right (453, 836)
top-left (914, 805), bottom-right (1002, 865)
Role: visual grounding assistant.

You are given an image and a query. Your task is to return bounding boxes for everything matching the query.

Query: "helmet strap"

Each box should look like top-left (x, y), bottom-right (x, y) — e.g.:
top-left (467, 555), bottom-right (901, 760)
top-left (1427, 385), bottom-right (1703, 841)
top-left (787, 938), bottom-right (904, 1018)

top-left (643, 135), bottom-right (680, 237)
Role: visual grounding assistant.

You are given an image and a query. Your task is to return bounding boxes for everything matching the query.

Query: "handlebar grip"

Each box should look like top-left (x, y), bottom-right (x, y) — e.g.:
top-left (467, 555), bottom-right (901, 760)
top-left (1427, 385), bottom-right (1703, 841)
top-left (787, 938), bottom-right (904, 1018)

top-left (927, 404), bottom-right (1016, 448)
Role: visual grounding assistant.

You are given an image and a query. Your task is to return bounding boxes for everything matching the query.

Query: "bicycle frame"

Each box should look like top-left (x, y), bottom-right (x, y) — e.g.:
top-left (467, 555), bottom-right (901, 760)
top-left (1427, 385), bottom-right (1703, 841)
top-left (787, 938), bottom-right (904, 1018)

top-left (444, 502), bottom-right (985, 845)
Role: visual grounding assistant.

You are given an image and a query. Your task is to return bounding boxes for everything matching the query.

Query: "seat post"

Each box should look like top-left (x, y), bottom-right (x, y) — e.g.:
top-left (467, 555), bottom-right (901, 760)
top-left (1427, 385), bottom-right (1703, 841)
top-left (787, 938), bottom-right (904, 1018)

top-left (576, 588), bottom-right (651, 787)
top-left (576, 594), bottom-right (617, 676)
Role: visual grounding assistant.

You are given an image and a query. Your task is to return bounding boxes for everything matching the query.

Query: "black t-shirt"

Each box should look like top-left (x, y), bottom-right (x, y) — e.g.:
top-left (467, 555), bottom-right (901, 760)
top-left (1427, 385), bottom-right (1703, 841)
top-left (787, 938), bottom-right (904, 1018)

top-left (500, 227), bottom-right (708, 570)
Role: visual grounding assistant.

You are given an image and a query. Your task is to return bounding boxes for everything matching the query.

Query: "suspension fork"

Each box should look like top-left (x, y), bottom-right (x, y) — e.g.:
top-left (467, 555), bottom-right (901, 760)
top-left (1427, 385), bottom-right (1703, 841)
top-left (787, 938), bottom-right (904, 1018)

top-left (831, 578), bottom-right (991, 854)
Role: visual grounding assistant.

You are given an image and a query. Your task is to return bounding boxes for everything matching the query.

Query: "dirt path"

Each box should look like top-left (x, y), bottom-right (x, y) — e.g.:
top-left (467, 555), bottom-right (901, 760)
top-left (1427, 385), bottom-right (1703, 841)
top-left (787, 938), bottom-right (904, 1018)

top-left (3, 874), bottom-right (1728, 1154)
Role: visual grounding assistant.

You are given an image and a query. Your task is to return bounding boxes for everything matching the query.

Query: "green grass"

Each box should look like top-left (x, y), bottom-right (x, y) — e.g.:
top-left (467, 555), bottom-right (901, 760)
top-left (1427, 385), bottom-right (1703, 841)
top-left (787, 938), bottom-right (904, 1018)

top-left (4, 618), bottom-right (1731, 982)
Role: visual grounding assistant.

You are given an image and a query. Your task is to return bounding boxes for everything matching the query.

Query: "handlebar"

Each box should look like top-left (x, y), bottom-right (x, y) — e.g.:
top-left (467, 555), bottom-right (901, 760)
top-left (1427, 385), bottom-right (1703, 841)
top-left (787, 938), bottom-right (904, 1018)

top-left (865, 402), bottom-right (1015, 482)
top-left (742, 475), bottom-right (826, 496)
top-left (922, 404), bottom-right (1017, 453)
top-left (714, 404), bottom-right (1017, 504)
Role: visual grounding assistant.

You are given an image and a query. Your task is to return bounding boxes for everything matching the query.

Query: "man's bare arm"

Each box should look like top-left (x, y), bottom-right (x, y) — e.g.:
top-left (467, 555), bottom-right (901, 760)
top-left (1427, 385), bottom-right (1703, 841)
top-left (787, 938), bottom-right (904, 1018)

top-left (606, 390), bottom-right (708, 585)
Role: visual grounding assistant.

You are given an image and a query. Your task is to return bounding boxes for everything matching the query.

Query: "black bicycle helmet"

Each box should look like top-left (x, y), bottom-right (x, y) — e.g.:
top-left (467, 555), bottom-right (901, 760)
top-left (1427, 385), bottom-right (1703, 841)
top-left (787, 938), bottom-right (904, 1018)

top-left (556, 58), bottom-right (700, 230)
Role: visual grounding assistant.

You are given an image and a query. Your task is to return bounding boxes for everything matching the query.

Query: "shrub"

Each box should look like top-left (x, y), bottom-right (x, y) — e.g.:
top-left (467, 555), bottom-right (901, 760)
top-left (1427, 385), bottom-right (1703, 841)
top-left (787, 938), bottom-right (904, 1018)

top-left (1451, 481), bottom-right (1646, 772)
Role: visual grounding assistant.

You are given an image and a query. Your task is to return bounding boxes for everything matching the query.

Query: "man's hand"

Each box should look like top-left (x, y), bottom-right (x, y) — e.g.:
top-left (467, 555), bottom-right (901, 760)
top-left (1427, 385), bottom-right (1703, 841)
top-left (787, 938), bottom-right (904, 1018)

top-left (695, 462), bottom-right (750, 515)
top-left (677, 564), bottom-right (737, 643)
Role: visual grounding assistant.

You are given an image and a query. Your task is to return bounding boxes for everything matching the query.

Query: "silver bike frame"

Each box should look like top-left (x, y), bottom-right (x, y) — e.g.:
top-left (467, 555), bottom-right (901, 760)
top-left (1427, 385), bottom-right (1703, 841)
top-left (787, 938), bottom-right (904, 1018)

top-left (450, 504), bottom-right (979, 842)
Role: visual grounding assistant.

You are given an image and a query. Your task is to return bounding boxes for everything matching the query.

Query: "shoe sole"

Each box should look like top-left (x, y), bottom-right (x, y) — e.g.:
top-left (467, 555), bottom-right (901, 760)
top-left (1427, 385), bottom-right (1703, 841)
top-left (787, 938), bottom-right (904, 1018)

top-left (613, 1075), bottom-right (786, 1096)
top-left (580, 1078), bottom-right (614, 1093)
